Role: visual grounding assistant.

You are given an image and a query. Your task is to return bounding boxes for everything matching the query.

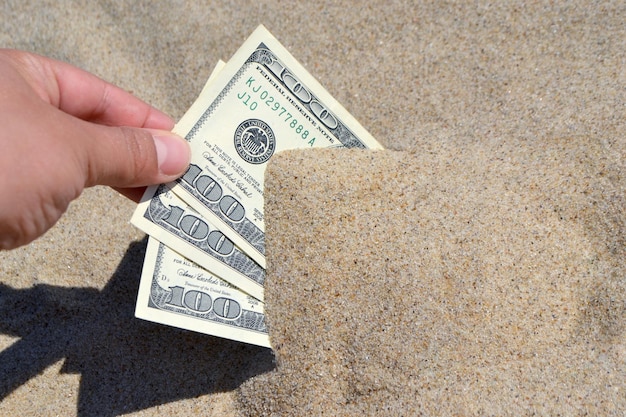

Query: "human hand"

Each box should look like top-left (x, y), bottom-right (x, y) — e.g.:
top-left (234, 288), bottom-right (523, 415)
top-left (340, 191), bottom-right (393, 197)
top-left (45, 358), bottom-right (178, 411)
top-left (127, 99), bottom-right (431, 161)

top-left (0, 49), bottom-right (191, 250)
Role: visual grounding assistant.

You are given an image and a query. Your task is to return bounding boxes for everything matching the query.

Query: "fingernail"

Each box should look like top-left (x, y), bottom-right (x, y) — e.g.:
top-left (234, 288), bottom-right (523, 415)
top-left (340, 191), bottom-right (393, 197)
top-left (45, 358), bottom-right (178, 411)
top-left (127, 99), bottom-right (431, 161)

top-left (152, 131), bottom-right (191, 176)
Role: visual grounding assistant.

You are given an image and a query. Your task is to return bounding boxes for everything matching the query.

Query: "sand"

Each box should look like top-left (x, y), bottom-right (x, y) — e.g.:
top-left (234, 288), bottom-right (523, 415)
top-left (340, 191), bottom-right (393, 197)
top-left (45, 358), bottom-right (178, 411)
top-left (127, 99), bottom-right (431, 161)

top-left (238, 145), bottom-right (625, 415)
top-left (0, 0), bottom-right (624, 416)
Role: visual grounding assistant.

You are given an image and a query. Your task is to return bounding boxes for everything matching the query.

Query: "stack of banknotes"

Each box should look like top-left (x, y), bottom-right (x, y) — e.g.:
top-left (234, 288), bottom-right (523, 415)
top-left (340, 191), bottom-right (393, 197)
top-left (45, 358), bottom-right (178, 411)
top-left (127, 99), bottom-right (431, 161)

top-left (131, 25), bottom-right (383, 347)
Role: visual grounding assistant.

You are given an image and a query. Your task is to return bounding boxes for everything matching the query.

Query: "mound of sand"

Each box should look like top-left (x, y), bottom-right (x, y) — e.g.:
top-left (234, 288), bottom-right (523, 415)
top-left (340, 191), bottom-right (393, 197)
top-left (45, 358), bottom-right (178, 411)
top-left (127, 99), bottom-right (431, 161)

top-left (237, 144), bottom-right (625, 416)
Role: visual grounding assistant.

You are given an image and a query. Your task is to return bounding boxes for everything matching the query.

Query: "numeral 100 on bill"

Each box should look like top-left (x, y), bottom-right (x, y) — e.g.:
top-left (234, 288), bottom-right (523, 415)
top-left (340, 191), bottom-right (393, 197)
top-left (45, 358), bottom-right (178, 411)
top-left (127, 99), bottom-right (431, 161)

top-left (166, 285), bottom-right (242, 320)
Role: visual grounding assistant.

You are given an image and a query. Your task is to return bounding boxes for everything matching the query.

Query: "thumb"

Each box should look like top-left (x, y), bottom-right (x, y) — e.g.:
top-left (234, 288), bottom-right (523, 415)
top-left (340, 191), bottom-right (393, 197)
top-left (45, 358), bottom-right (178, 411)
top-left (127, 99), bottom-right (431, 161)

top-left (82, 124), bottom-right (191, 189)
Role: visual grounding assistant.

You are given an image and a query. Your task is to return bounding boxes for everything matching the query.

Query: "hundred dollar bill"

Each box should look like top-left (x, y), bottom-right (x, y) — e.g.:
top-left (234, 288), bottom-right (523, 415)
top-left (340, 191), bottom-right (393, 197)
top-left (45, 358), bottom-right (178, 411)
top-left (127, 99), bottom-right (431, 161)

top-left (135, 236), bottom-right (269, 348)
top-left (133, 59), bottom-right (270, 344)
top-left (165, 25), bottom-right (383, 268)
top-left (132, 184), bottom-right (266, 301)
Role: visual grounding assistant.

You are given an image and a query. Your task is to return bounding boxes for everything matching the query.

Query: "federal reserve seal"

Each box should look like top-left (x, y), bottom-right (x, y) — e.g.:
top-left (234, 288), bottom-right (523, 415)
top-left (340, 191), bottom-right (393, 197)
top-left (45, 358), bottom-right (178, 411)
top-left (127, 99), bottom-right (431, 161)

top-left (233, 119), bottom-right (276, 164)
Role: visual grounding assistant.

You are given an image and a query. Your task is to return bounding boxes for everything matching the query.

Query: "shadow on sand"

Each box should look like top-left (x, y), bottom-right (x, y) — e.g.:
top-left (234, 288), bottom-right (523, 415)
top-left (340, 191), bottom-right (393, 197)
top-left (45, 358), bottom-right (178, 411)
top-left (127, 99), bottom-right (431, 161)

top-left (0, 237), bottom-right (274, 416)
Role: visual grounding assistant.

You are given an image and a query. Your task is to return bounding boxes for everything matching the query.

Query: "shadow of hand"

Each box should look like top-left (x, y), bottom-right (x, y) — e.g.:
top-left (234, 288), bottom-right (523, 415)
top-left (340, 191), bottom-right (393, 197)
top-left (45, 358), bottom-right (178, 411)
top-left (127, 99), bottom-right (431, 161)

top-left (0, 238), bottom-right (274, 416)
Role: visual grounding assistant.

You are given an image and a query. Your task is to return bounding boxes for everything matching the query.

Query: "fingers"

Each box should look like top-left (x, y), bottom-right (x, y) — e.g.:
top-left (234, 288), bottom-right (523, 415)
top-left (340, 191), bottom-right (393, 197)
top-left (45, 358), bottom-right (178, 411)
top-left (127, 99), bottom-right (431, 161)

top-left (35, 52), bottom-right (193, 188)
top-left (0, 49), bottom-right (190, 199)
top-left (1, 48), bottom-right (174, 129)
top-left (0, 49), bottom-right (188, 250)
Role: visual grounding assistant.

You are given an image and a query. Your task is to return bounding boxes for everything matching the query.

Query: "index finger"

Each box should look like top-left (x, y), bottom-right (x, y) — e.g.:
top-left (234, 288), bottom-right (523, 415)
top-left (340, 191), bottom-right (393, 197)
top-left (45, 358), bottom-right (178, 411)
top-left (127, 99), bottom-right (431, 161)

top-left (9, 50), bottom-right (175, 129)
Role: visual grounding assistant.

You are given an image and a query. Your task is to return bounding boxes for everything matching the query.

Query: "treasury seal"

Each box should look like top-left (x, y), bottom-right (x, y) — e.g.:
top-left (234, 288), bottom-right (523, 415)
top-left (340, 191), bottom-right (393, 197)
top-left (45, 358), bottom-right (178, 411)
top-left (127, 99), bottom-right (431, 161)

top-left (233, 119), bottom-right (276, 164)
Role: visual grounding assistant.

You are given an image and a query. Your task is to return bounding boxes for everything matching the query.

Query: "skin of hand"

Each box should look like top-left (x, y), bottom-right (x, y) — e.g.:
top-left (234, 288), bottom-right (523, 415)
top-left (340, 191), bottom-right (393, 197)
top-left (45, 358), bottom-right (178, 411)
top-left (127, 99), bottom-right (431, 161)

top-left (0, 49), bottom-right (191, 250)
